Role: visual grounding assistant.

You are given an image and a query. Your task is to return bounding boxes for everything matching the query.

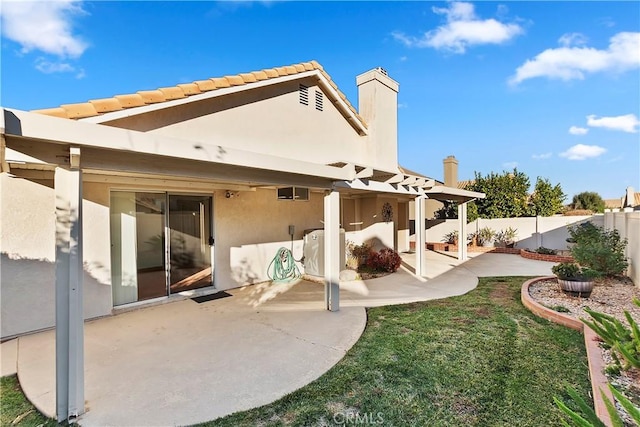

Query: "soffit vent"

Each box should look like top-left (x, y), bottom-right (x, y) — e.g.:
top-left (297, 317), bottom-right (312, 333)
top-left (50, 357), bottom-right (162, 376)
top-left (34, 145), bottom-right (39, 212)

top-left (299, 84), bottom-right (309, 105)
top-left (315, 90), bottom-right (323, 111)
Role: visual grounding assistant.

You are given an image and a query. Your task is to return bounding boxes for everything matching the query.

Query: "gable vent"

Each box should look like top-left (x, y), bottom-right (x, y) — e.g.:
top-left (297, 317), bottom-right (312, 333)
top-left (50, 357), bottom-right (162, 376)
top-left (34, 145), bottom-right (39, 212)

top-left (299, 84), bottom-right (309, 105)
top-left (315, 90), bottom-right (323, 111)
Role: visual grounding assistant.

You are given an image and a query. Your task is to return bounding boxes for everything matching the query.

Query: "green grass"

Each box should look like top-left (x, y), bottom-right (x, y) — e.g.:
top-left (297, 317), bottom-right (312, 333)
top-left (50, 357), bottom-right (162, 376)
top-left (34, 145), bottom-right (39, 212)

top-left (197, 276), bottom-right (591, 427)
top-left (1, 277), bottom-right (592, 427)
top-left (1, 375), bottom-right (57, 426)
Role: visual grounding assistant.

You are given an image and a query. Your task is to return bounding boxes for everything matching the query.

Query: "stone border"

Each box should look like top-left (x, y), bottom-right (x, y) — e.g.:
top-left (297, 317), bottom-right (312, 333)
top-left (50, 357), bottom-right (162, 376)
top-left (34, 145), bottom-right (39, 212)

top-left (520, 249), bottom-right (574, 263)
top-left (521, 277), bottom-right (614, 426)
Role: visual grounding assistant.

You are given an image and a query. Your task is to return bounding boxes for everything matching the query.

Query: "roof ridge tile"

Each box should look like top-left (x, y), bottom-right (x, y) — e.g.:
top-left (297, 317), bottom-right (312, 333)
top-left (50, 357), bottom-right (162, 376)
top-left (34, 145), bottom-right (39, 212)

top-left (27, 60), bottom-right (366, 131)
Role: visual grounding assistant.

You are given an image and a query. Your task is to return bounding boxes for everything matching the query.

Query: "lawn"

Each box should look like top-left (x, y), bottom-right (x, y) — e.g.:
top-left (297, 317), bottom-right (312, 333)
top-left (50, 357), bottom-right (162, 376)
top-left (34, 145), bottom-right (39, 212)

top-left (1, 276), bottom-right (592, 426)
top-left (1, 375), bottom-right (57, 426)
top-left (198, 276), bottom-right (591, 426)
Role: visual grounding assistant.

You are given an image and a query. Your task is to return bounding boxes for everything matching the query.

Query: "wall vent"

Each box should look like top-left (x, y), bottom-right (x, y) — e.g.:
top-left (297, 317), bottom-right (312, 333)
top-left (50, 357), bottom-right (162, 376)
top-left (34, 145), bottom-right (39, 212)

top-left (299, 84), bottom-right (309, 105)
top-left (315, 90), bottom-right (323, 111)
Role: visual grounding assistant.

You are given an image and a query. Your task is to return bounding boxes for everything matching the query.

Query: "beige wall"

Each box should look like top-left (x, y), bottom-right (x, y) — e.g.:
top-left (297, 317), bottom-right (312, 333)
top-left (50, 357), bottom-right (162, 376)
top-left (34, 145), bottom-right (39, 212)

top-left (106, 78), bottom-right (375, 170)
top-left (340, 194), bottom-right (401, 251)
top-left (1, 173), bottom-right (112, 338)
top-left (215, 187), bottom-right (325, 288)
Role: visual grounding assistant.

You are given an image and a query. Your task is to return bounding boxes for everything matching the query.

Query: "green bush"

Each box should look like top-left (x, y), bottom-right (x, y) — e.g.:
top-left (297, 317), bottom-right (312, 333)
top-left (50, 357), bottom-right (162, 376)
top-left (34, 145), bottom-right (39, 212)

top-left (567, 222), bottom-right (628, 277)
top-left (442, 230), bottom-right (458, 244)
top-left (536, 247), bottom-right (557, 255)
top-left (551, 262), bottom-right (597, 281)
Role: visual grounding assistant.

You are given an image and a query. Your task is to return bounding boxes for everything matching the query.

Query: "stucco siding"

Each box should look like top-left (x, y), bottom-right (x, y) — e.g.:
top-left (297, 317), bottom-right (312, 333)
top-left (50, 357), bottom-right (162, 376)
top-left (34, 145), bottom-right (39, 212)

top-left (215, 187), bottom-right (325, 289)
top-left (118, 79), bottom-right (371, 169)
top-left (1, 174), bottom-right (112, 338)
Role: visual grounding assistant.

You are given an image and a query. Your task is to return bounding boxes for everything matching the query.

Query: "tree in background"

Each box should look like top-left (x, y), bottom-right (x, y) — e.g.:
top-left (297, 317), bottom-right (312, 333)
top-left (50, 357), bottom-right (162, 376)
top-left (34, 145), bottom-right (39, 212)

top-left (528, 177), bottom-right (566, 216)
top-left (571, 191), bottom-right (605, 213)
top-left (466, 169), bottom-right (530, 219)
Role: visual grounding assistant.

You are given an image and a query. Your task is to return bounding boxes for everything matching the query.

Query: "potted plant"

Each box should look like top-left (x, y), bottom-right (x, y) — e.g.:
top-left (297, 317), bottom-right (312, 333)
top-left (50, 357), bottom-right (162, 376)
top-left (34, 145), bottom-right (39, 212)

top-left (496, 227), bottom-right (518, 248)
top-left (442, 230), bottom-right (458, 246)
top-left (551, 262), bottom-right (597, 297)
top-left (477, 227), bottom-right (496, 247)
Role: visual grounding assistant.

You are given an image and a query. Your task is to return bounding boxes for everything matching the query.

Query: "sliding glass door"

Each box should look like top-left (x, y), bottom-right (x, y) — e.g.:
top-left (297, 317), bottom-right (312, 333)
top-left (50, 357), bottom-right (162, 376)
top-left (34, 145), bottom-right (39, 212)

top-left (168, 195), bottom-right (212, 293)
top-left (110, 191), bottom-right (214, 306)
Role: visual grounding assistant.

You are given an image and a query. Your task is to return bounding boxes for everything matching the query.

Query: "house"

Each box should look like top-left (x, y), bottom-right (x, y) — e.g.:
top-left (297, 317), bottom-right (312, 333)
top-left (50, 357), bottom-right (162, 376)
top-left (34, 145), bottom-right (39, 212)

top-left (1, 61), bottom-right (483, 420)
top-left (605, 187), bottom-right (640, 211)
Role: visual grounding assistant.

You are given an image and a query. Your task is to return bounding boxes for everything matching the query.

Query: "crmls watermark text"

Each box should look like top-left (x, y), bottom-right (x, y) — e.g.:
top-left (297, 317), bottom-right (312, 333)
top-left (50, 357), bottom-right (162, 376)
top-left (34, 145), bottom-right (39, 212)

top-left (333, 412), bottom-right (384, 425)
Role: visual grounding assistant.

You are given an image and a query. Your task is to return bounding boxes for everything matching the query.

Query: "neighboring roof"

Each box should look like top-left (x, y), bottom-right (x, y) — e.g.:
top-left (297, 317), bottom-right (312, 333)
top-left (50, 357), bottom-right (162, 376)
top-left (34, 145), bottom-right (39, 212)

top-left (456, 179), bottom-right (474, 189)
top-left (30, 60), bottom-right (366, 130)
top-left (604, 198), bottom-right (624, 209)
top-left (626, 191), bottom-right (640, 207)
top-left (423, 185), bottom-right (485, 203)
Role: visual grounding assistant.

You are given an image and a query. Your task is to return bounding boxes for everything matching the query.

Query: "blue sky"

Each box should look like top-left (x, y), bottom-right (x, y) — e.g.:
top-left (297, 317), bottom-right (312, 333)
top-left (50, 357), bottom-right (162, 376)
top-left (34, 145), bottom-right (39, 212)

top-left (1, 1), bottom-right (639, 200)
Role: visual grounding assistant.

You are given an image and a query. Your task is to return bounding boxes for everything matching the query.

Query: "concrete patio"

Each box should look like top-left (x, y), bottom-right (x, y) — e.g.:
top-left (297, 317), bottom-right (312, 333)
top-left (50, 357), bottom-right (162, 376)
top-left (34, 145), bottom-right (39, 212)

top-left (1, 251), bottom-right (555, 426)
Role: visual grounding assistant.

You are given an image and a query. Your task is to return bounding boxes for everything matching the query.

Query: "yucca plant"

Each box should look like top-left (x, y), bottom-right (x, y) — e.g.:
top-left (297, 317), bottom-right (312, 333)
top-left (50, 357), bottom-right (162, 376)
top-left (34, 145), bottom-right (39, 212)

top-left (581, 298), bottom-right (640, 371)
top-left (555, 384), bottom-right (640, 427)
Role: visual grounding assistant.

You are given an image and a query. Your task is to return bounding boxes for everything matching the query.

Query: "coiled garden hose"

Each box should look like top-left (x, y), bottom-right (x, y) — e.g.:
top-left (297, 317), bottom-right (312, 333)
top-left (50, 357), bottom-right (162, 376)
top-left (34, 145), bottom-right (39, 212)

top-left (267, 247), bottom-right (302, 282)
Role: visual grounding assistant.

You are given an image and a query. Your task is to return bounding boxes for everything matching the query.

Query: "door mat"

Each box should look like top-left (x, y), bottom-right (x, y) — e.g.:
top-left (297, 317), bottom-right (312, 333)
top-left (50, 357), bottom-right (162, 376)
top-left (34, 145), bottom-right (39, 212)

top-left (191, 291), bottom-right (232, 304)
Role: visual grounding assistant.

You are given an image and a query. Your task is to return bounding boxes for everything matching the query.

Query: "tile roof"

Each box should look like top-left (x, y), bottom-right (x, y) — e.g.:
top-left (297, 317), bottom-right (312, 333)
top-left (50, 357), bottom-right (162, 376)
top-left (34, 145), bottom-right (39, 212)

top-left (30, 60), bottom-right (366, 128)
top-left (456, 179), bottom-right (474, 189)
top-left (604, 198), bottom-right (623, 209)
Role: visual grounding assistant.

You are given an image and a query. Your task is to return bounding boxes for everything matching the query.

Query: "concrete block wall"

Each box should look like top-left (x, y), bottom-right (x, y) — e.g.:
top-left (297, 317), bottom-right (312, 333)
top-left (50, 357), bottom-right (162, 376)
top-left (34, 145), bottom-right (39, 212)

top-left (424, 215), bottom-right (602, 251)
top-left (605, 210), bottom-right (640, 286)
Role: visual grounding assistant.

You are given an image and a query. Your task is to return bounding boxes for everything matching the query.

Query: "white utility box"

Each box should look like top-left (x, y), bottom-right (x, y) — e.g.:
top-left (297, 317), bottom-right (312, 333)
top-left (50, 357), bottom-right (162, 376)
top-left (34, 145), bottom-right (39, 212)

top-left (303, 228), bottom-right (346, 276)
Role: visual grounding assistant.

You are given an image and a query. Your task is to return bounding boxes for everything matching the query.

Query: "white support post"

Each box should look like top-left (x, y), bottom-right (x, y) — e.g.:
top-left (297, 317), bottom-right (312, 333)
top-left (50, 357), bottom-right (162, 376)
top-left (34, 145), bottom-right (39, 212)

top-left (324, 189), bottom-right (340, 312)
top-left (55, 147), bottom-right (84, 422)
top-left (414, 195), bottom-right (426, 277)
top-left (458, 203), bottom-right (468, 261)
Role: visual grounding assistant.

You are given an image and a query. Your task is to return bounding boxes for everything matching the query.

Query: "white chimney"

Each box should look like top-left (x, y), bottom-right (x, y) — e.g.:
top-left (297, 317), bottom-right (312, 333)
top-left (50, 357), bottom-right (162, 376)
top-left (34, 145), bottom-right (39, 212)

top-left (356, 67), bottom-right (399, 171)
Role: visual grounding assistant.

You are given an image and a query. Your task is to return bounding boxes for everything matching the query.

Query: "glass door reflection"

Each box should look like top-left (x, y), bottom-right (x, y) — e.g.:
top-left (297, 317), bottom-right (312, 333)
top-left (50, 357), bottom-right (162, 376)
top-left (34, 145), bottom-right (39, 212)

top-left (168, 195), bottom-right (213, 293)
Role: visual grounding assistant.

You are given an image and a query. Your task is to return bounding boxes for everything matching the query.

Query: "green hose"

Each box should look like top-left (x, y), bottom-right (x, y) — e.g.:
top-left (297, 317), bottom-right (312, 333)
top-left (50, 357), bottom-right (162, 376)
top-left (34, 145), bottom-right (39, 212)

top-left (267, 247), bottom-right (302, 282)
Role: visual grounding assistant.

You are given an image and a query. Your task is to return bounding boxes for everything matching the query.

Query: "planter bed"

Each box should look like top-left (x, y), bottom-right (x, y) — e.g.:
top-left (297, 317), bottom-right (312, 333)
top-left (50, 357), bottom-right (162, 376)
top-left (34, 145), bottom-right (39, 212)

top-left (422, 242), bottom-right (520, 254)
top-left (520, 249), bottom-right (573, 263)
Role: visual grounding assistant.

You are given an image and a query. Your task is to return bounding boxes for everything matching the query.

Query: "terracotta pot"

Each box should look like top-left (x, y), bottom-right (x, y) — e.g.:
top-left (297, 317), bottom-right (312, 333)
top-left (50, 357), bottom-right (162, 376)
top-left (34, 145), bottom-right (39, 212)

top-left (558, 278), bottom-right (594, 298)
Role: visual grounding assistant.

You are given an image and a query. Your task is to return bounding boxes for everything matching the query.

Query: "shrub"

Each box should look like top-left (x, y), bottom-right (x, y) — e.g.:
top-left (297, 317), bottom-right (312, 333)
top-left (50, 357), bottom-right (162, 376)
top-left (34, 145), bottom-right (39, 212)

top-left (567, 222), bottom-right (628, 277)
top-left (477, 227), bottom-right (496, 245)
top-left (496, 227), bottom-right (518, 245)
top-left (535, 247), bottom-right (557, 255)
top-left (366, 248), bottom-right (402, 273)
top-left (551, 262), bottom-right (597, 281)
top-left (349, 242), bottom-right (372, 259)
top-left (442, 230), bottom-right (458, 244)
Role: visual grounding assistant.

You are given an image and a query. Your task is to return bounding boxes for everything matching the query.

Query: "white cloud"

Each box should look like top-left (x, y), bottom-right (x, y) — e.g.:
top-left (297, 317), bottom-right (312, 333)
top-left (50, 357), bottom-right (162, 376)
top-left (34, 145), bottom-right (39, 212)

top-left (532, 152), bottom-right (552, 160)
top-left (502, 161), bottom-right (518, 169)
top-left (0, 0), bottom-right (88, 58)
top-left (558, 32), bottom-right (588, 47)
top-left (34, 57), bottom-right (85, 78)
top-left (559, 144), bottom-right (606, 160)
top-left (509, 32), bottom-right (640, 85)
top-left (569, 126), bottom-right (589, 135)
top-left (392, 2), bottom-right (523, 54)
top-left (587, 114), bottom-right (640, 133)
